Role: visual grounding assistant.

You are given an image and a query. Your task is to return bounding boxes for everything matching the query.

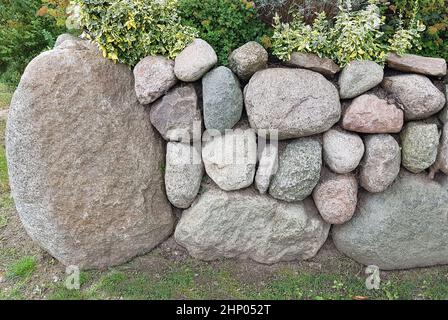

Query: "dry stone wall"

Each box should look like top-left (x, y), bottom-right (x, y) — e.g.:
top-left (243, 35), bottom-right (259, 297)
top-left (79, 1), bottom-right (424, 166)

top-left (6, 34), bottom-right (448, 270)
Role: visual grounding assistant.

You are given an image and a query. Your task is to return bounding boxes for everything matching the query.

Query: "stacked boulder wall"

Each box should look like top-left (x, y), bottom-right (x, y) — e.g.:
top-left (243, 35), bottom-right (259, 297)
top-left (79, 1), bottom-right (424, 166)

top-left (174, 184), bottom-right (330, 264)
top-left (6, 40), bottom-right (174, 269)
top-left (333, 170), bottom-right (448, 270)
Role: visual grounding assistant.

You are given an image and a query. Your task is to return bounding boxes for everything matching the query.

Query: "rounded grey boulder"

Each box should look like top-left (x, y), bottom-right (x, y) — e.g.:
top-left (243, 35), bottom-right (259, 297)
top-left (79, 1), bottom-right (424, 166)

top-left (228, 41), bottom-right (268, 81)
top-left (6, 41), bottom-right (174, 269)
top-left (333, 171), bottom-right (448, 270)
top-left (245, 68), bottom-right (341, 140)
top-left (338, 61), bottom-right (384, 99)
top-left (202, 66), bottom-right (243, 131)
top-left (269, 137), bottom-right (322, 202)
top-left (401, 122), bottom-right (439, 173)
top-left (175, 184), bottom-right (330, 264)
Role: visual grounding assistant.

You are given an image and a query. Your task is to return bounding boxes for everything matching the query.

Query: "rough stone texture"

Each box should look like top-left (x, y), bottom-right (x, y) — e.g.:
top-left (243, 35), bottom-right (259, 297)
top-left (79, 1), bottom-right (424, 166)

top-left (338, 61), bottom-right (384, 99)
top-left (382, 74), bottom-right (446, 120)
top-left (55, 33), bottom-right (80, 47)
top-left (228, 41), bottom-right (268, 81)
top-left (133, 56), bottom-right (178, 105)
top-left (202, 128), bottom-right (257, 191)
top-left (386, 53), bottom-right (447, 77)
top-left (269, 137), bottom-right (322, 202)
top-left (432, 123), bottom-right (448, 176)
top-left (323, 128), bottom-right (364, 174)
top-left (287, 52), bottom-right (340, 76)
top-left (438, 84), bottom-right (448, 123)
top-left (312, 169), bottom-right (358, 225)
top-left (359, 134), bottom-right (401, 193)
top-left (149, 84), bottom-right (201, 142)
top-left (255, 143), bottom-right (278, 194)
top-left (6, 40), bottom-right (173, 269)
top-left (333, 171), bottom-right (448, 270)
top-left (202, 66), bottom-right (243, 131)
top-left (174, 184), bottom-right (330, 264)
top-left (342, 94), bottom-right (404, 133)
top-left (244, 68), bottom-right (341, 140)
top-left (165, 143), bottom-right (204, 209)
top-left (174, 39), bottom-right (218, 82)
top-left (401, 122), bottom-right (439, 173)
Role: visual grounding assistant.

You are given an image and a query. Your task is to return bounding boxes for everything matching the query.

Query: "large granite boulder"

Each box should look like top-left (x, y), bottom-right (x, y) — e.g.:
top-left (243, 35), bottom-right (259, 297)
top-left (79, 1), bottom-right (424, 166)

top-left (333, 171), bottom-right (448, 270)
top-left (175, 184), bottom-right (330, 264)
top-left (244, 68), bottom-right (341, 140)
top-left (6, 40), bottom-right (174, 269)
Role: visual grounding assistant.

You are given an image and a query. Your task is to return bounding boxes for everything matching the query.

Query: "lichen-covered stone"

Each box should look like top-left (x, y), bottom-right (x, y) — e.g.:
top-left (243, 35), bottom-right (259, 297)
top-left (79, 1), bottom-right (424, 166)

top-left (269, 137), bottom-right (322, 202)
top-left (401, 122), bottom-right (439, 173)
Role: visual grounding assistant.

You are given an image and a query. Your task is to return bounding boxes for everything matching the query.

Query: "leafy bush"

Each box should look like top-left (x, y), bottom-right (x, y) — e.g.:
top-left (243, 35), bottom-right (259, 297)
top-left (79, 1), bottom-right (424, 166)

top-left (0, 0), bottom-right (67, 86)
top-left (74, 0), bottom-right (198, 66)
top-left (178, 0), bottom-right (272, 65)
top-left (271, 0), bottom-right (425, 66)
top-left (385, 0), bottom-right (447, 60)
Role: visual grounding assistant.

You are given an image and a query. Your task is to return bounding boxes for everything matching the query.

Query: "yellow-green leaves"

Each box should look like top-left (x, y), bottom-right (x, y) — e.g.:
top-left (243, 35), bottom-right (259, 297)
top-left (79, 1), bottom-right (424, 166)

top-left (74, 0), bottom-right (198, 66)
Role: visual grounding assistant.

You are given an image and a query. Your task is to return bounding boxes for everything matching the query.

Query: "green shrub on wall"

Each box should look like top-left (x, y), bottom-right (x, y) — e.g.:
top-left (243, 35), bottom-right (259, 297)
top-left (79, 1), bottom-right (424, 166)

top-left (0, 0), bottom-right (66, 86)
top-left (385, 0), bottom-right (448, 60)
top-left (271, 0), bottom-right (426, 66)
top-left (178, 0), bottom-right (272, 65)
top-left (74, 0), bottom-right (198, 66)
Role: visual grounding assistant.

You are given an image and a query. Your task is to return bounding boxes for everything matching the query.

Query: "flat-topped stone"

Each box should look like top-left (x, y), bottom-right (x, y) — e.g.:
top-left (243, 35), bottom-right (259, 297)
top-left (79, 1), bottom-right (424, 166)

top-left (287, 52), bottom-right (340, 76)
top-left (386, 53), bottom-right (447, 77)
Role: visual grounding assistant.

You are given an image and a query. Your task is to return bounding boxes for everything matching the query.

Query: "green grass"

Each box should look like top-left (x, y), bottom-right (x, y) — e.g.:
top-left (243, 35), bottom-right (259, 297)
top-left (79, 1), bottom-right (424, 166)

top-left (0, 83), bottom-right (13, 110)
top-left (7, 256), bottom-right (37, 279)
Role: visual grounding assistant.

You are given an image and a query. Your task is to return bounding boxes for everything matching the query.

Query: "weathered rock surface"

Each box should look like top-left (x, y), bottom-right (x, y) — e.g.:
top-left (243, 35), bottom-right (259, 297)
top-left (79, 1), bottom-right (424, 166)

top-left (202, 128), bottom-right (257, 191)
top-left (382, 74), bottom-right (446, 120)
top-left (432, 123), bottom-right (448, 176)
top-left (287, 52), bottom-right (340, 76)
top-left (202, 66), bottom-right (243, 131)
top-left (55, 33), bottom-right (80, 47)
top-left (6, 40), bottom-right (174, 269)
top-left (269, 137), bottom-right (322, 202)
top-left (359, 134), bottom-right (401, 193)
top-left (386, 53), bottom-right (447, 77)
top-left (255, 143), bottom-right (278, 194)
top-left (339, 61), bottom-right (384, 99)
top-left (175, 184), bottom-right (330, 264)
top-left (438, 84), bottom-right (448, 123)
top-left (313, 169), bottom-right (358, 225)
top-left (333, 171), bottom-right (448, 270)
top-left (228, 41), bottom-right (268, 81)
top-left (165, 143), bottom-right (204, 209)
top-left (401, 122), bottom-right (439, 173)
top-left (134, 56), bottom-right (177, 105)
top-left (149, 84), bottom-right (201, 142)
top-left (323, 128), bottom-right (364, 174)
top-left (244, 68), bottom-right (341, 140)
top-left (342, 94), bottom-right (404, 133)
top-left (174, 39), bottom-right (218, 82)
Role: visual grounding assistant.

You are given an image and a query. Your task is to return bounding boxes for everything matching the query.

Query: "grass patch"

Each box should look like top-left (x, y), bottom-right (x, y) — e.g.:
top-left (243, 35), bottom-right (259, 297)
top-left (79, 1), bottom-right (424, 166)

top-left (0, 83), bottom-right (13, 110)
top-left (7, 256), bottom-right (37, 279)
